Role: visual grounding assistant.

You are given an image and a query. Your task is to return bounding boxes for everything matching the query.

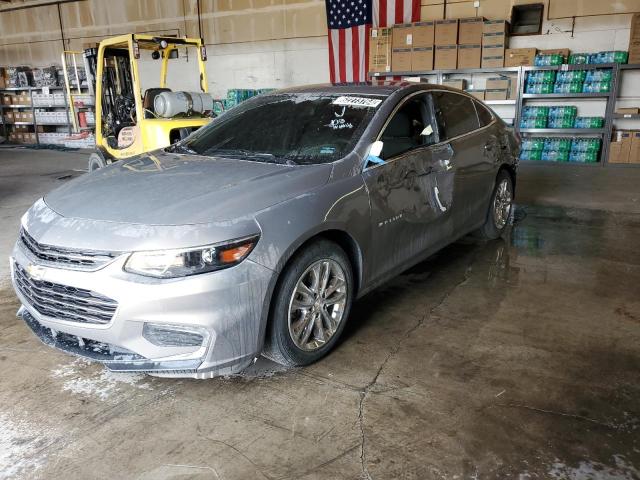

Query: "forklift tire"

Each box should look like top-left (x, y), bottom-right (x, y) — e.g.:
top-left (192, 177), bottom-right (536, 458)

top-left (88, 153), bottom-right (107, 172)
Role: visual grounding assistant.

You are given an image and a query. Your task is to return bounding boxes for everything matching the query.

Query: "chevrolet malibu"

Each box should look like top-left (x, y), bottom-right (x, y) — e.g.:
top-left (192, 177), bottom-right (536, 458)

top-left (11, 83), bottom-right (518, 378)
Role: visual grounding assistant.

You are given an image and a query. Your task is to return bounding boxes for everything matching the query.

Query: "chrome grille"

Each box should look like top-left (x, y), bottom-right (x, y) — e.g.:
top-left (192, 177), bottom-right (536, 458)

top-left (13, 263), bottom-right (118, 325)
top-left (19, 228), bottom-right (117, 271)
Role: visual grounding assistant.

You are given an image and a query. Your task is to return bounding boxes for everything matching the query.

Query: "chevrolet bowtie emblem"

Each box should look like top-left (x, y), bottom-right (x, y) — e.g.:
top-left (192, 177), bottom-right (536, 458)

top-left (26, 264), bottom-right (46, 281)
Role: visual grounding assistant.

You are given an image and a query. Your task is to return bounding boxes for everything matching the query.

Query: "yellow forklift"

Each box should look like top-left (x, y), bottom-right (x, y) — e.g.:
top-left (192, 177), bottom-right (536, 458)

top-left (63, 34), bottom-right (218, 171)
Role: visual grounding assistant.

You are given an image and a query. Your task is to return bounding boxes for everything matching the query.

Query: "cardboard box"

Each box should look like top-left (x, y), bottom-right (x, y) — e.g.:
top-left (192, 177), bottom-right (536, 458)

top-left (411, 46), bottom-right (434, 71)
top-left (2, 95), bottom-right (13, 105)
top-left (631, 13), bottom-right (640, 42)
top-left (616, 107), bottom-right (640, 115)
top-left (630, 131), bottom-right (640, 164)
top-left (442, 79), bottom-right (466, 90)
top-left (420, 4), bottom-right (443, 21)
top-left (609, 131), bottom-right (632, 163)
top-left (482, 44), bottom-right (505, 68)
top-left (505, 48), bottom-right (537, 67)
top-left (539, 48), bottom-right (570, 61)
top-left (435, 45), bottom-right (458, 69)
top-left (458, 17), bottom-right (484, 45)
top-left (369, 28), bottom-right (392, 73)
top-left (483, 20), bottom-right (508, 34)
top-left (467, 90), bottom-right (485, 100)
top-left (485, 89), bottom-right (508, 101)
top-left (3, 111), bottom-right (14, 123)
top-left (435, 20), bottom-right (458, 45)
top-left (457, 44), bottom-right (481, 69)
top-left (392, 24), bottom-right (413, 48)
top-left (486, 78), bottom-right (510, 90)
top-left (412, 21), bottom-right (435, 47)
top-left (392, 48), bottom-right (412, 72)
top-left (482, 32), bottom-right (508, 47)
top-left (630, 15), bottom-right (640, 62)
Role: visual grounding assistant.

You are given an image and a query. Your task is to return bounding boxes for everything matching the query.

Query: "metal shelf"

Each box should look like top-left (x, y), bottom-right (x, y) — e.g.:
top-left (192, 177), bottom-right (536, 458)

top-left (519, 160), bottom-right (601, 167)
top-left (522, 63), bottom-right (620, 72)
top-left (485, 100), bottom-right (517, 105)
top-left (522, 92), bottom-right (610, 99)
top-left (613, 113), bottom-right (640, 119)
top-left (369, 66), bottom-right (521, 78)
top-left (2, 104), bottom-right (33, 108)
top-left (11, 122), bottom-right (34, 125)
top-left (519, 128), bottom-right (605, 134)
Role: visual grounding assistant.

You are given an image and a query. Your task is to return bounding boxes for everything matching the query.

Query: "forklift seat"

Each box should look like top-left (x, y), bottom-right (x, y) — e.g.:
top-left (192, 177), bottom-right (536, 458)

top-left (143, 88), bottom-right (171, 118)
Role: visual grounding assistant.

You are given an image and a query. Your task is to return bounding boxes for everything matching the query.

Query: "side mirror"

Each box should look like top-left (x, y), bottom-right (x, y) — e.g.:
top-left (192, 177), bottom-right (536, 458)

top-left (369, 140), bottom-right (383, 157)
top-left (366, 140), bottom-right (385, 166)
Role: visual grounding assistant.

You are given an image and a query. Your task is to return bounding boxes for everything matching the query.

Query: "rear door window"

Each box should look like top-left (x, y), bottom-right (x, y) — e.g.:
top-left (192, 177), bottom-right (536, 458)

top-left (431, 91), bottom-right (480, 141)
top-left (475, 101), bottom-right (494, 127)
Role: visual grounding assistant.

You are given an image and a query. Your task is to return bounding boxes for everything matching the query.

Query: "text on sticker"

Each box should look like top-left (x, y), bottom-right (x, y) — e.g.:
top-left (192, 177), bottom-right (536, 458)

top-left (333, 96), bottom-right (383, 108)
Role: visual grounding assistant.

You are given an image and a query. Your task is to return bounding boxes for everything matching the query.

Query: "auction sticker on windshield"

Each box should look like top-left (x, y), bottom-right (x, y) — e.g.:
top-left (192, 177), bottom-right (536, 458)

top-left (332, 96), bottom-right (383, 108)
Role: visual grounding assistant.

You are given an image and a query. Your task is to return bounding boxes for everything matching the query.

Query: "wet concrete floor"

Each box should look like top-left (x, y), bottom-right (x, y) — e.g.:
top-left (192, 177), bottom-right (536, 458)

top-left (0, 149), bottom-right (639, 479)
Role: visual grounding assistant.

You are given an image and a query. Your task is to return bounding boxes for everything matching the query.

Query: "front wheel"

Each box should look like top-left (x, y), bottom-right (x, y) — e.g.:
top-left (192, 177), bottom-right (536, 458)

top-left (263, 239), bottom-right (354, 367)
top-left (88, 152), bottom-right (107, 172)
top-left (476, 170), bottom-right (514, 240)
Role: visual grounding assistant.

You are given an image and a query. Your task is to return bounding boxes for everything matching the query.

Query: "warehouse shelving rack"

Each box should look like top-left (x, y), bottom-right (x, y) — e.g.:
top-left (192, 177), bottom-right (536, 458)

top-left (370, 63), bottom-right (640, 166)
top-left (515, 63), bottom-right (621, 167)
top-left (0, 84), bottom-right (94, 146)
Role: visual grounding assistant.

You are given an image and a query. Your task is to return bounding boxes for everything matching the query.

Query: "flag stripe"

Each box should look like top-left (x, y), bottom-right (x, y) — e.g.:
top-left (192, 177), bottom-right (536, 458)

top-left (364, 24), bottom-right (371, 80)
top-left (338, 28), bottom-right (347, 83)
top-left (345, 27), bottom-right (353, 82)
top-left (395, 0), bottom-right (403, 25)
top-left (328, 32), bottom-right (336, 83)
top-left (351, 26), bottom-right (359, 82)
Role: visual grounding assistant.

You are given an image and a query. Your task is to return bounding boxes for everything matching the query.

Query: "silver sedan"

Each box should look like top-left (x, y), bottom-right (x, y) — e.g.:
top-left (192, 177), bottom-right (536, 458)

top-left (10, 83), bottom-right (518, 378)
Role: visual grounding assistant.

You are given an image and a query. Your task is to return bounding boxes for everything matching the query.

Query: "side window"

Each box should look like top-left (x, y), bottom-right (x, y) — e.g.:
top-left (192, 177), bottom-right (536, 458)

top-left (475, 101), bottom-right (494, 127)
top-left (432, 91), bottom-right (480, 140)
top-left (379, 94), bottom-right (436, 160)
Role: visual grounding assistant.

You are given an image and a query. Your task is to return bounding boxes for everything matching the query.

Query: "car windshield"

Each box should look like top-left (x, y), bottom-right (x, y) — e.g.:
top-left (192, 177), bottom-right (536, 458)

top-left (175, 93), bottom-right (386, 165)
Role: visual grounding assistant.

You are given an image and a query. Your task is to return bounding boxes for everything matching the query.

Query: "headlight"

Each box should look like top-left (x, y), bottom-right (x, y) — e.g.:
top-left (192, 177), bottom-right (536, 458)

top-left (124, 235), bottom-right (259, 278)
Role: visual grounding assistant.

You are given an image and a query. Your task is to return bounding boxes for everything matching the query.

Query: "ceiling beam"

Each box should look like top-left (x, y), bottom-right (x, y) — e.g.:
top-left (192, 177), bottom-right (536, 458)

top-left (0, 0), bottom-right (85, 13)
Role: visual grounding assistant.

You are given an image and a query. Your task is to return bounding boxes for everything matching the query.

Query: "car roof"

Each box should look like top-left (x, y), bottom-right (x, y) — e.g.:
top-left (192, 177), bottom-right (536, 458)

top-left (270, 82), bottom-right (465, 98)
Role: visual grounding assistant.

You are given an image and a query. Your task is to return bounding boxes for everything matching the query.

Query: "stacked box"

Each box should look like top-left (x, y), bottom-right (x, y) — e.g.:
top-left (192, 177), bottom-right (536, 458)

top-left (442, 79), bottom-right (466, 90)
top-left (505, 48), bottom-right (537, 67)
top-left (482, 21), bottom-right (508, 68)
top-left (411, 21), bottom-right (434, 71)
top-left (435, 20), bottom-right (458, 45)
top-left (369, 28), bottom-right (392, 73)
top-left (569, 51), bottom-right (629, 65)
top-left (525, 70), bottom-right (556, 94)
top-left (458, 18), bottom-right (484, 45)
top-left (630, 14), bottom-right (640, 64)
top-left (458, 44), bottom-right (481, 69)
top-left (435, 45), bottom-right (457, 69)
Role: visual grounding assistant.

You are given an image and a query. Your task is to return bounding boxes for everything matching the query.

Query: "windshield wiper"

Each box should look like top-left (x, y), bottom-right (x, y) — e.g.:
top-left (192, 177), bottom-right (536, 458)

top-left (166, 143), bottom-right (197, 155)
top-left (207, 149), bottom-right (296, 165)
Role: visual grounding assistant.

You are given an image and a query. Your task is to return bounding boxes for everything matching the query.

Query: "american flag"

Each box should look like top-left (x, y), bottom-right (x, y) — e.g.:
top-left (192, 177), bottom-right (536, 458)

top-left (325, 0), bottom-right (420, 83)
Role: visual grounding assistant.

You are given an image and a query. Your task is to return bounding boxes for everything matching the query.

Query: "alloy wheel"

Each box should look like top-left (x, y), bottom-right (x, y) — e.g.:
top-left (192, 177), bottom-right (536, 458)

top-left (493, 178), bottom-right (512, 229)
top-left (288, 259), bottom-right (348, 351)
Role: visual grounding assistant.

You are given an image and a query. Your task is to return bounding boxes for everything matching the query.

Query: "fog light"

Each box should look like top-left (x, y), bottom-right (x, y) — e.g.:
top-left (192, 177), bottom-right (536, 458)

top-left (142, 323), bottom-right (208, 347)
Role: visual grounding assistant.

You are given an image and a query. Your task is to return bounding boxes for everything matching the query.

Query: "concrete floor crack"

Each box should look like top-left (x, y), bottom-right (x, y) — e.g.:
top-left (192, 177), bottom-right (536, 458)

top-left (357, 261), bottom-right (474, 479)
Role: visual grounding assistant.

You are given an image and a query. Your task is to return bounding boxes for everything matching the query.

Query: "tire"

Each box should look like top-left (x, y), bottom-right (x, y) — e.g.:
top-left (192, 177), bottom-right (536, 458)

top-left (476, 170), bottom-right (514, 240)
top-left (88, 152), bottom-right (107, 172)
top-left (263, 239), bottom-right (354, 367)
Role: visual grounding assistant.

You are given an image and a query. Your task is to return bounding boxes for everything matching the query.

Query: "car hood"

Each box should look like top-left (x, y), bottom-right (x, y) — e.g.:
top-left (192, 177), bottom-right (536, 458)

top-left (44, 151), bottom-right (332, 225)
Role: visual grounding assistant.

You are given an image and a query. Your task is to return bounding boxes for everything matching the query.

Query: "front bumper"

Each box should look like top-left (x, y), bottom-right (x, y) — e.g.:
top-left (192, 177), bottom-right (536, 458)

top-left (10, 244), bottom-right (274, 378)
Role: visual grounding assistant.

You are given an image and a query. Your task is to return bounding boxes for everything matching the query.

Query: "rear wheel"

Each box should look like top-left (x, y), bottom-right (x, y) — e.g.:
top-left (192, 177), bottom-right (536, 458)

top-left (88, 152), bottom-right (107, 172)
top-left (263, 239), bottom-right (354, 367)
top-left (477, 170), bottom-right (513, 240)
